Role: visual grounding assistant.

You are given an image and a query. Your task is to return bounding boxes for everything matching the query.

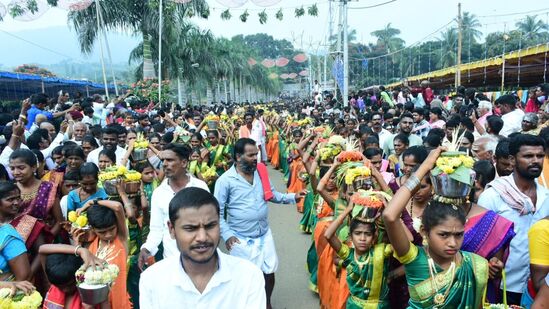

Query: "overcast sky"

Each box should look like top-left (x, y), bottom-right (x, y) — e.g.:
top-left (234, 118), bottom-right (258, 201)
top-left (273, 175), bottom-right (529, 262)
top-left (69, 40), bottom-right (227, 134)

top-left (1, 0), bottom-right (548, 54)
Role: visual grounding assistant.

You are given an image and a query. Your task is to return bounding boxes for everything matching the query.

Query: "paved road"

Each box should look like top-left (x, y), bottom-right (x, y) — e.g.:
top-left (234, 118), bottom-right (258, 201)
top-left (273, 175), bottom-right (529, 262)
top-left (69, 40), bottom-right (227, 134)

top-left (267, 166), bottom-right (319, 309)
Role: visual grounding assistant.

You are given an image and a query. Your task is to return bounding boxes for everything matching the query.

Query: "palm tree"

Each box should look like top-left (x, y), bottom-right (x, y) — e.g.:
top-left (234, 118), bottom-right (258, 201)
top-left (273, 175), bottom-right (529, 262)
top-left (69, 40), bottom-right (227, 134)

top-left (68, 0), bottom-right (210, 80)
top-left (461, 12), bottom-right (483, 42)
top-left (516, 15), bottom-right (549, 41)
top-left (438, 28), bottom-right (458, 68)
top-left (370, 23), bottom-right (405, 52)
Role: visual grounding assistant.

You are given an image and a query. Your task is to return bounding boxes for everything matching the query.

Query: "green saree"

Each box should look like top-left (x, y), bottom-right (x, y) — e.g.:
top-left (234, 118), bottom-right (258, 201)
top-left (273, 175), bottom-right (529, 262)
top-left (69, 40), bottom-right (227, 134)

top-left (396, 244), bottom-right (488, 309)
top-left (337, 243), bottom-right (392, 309)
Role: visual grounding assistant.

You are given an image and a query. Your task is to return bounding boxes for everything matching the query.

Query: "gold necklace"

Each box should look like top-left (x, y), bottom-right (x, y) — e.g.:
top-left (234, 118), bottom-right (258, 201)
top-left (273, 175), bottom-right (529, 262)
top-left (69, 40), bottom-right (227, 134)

top-left (353, 250), bottom-right (371, 271)
top-left (425, 248), bottom-right (457, 307)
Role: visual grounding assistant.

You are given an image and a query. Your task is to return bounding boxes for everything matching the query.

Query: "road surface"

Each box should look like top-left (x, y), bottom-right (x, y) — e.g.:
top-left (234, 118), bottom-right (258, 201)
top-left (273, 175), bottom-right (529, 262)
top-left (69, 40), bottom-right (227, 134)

top-left (268, 166), bottom-right (319, 309)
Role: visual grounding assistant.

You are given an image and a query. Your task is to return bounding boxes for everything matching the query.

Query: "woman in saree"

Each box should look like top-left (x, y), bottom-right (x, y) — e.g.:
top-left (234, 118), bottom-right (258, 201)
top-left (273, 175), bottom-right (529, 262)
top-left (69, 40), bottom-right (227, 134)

top-left (460, 160), bottom-right (515, 303)
top-left (269, 122), bottom-right (281, 169)
top-left (287, 129), bottom-right (307, 213)
top-left (206, 130), bottom-right (230, 176)
top-left (297, 134), bottom-right (322, 234)
top-left (0, 182), bottom-right (32, 283)
top-left (0, 181), bottom-right (48, 291)
top-left (9, 149), bottom-right (63, 238)
top-left (383, 147), bottom-right (489, 308)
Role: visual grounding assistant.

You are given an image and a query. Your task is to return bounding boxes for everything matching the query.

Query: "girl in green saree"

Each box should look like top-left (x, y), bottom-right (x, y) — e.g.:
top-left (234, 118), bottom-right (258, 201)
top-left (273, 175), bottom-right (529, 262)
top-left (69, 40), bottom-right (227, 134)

top-left (383, 147), bottom-right (489, 309)
top-left (324, 194), bottom-right (392, 309)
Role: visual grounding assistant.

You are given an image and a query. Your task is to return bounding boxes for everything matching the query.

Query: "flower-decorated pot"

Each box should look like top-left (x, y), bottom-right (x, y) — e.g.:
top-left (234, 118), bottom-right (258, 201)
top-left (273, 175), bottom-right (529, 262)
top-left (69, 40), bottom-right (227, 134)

top-left (102, 179), bottom-right (119, 196)
top-left (207, 120), bottom-right (219, 130)
top-left (78, 284), bottom-right (110, 306)
top-left (132, 148), bottom-right (148, 161)
top-left (431, 170), bottom-right (476, 198)
top-left (124, 181), bottom-right (140, 195)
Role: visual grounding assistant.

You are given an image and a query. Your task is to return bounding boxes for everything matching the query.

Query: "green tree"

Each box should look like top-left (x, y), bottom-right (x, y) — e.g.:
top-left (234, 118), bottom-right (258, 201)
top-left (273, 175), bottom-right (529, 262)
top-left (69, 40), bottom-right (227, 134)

top-left (515, 15), bottom-right (549, 42)
top-left (370, 23), bottom-right (405, 52)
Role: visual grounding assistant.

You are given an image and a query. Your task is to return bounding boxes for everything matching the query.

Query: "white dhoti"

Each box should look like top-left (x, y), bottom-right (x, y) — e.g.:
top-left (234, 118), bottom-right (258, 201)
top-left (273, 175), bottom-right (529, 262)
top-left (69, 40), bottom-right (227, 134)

top-left (230, 229), bottom-right (278, 274)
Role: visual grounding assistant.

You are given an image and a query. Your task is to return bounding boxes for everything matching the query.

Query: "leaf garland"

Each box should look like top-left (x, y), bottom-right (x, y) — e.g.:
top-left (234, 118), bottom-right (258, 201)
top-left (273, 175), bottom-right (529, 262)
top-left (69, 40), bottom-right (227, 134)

top-left (240, 9), bottom-right (249, 22)
top-left (295, 6), bottom-right (305, 18)
top-left (258, 10), bottom-right (267, 24)
top-left (308, 4), bottom-right (318, 16)
top-left (221, 9), bottom-right (231, 20)
top-left (276, 8), bottom-right (283, 21)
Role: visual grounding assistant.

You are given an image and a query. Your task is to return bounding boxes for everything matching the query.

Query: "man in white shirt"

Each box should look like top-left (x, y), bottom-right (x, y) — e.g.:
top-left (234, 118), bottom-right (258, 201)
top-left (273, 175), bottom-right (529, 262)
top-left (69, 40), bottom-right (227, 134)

top-left (138, 143), bottom-right (209, 268)
top-left (382, 113), bottom-right (423, 157)
top-left (86, 126), bottom-right (126, 166)
top-left (478, 134), bottom-right (549, 305)
top-left (370, 112), bottom-right (392, 150)
top-left (139, 187), bottom-right (265, 309)
top-left (497, 94), bottom-right (525, 137)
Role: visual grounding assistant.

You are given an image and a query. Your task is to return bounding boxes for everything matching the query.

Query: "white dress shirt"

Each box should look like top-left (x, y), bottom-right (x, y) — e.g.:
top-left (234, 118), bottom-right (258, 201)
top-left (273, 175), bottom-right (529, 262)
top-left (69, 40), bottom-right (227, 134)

top-left (500, 109), bottom-right (525, 137)
top-left (86, 146), bottom-right (127, 166)
top-left (141, 176), bottom-right (209, 257)
top-left (478, 175), bottom-right (549, 293)
top-left (373, 128), bottom-right (392, 152)
top-left (139, 249), bottom-right (266, 309)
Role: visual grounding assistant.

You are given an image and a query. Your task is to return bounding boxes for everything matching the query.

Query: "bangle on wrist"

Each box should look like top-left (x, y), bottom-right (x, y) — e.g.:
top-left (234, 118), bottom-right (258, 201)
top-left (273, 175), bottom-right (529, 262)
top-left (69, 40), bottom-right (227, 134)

top-left (74, 245), bottom-right (82, 256)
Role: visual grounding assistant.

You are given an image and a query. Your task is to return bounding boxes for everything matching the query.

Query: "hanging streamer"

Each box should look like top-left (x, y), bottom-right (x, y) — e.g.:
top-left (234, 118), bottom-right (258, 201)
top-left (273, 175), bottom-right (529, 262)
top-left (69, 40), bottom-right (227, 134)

top-left (280, 73), bottom-right (289, 79)
top-left (288, 73), bottom-right (298, 79)
top-left (299, 70), bottom-right (309, 76)
top-left (248, 58), bottom-right (257, 66)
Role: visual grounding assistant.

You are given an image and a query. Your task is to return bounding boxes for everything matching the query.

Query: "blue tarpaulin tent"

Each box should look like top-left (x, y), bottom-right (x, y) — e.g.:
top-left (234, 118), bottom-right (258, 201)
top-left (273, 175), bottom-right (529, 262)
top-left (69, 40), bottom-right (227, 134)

top-left (0, 71), bottom-right (119, 101)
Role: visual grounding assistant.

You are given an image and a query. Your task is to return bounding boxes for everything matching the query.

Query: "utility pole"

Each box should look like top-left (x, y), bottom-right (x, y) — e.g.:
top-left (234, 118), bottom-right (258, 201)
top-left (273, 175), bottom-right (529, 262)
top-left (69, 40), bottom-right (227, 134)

top-left (455, 2), bottom-right (462, 88)
top-left (343, 0), bottom-right (349, 107)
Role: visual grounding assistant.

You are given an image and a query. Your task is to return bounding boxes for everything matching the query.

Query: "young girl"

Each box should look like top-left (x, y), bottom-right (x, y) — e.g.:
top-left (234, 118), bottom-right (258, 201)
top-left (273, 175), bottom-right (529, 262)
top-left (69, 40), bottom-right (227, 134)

top-left (77, 199), bottom-right (132, 309)
top-left (324, 191), bottom-right (392, 308)
top-left (383, 147), bottom-right (488, 308)
top-left (66, 163), bottom-right (107, 212)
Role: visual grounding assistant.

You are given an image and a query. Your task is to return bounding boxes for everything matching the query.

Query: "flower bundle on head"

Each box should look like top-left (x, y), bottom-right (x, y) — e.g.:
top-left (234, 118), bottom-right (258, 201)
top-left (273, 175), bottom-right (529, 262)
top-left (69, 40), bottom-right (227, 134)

top-left (313, 126), bottom-right (333, 142)
top-left (133, 133), bottom-right (149, 150)
top-left (75, 263), bottom-right (120, 286)
top-left (68, 211), bottom-right (89, 229)
top-left (335, 161), bottom-right (367, 186)
top-left (0, 288), bottom-right (42, 309)
top-left (296, 117), bottom-right (313, 127)
top-left (344, 166), bottom-right (372, 185)
top-left (435, 155), bottom-right (475, 174)
top-left (338, 138), bottom-right (363, 163)
top-left (350, 190), bottom-right (392, 223)
top-left (98, 166), bottom-right (141, 182)
top-left (319, 144), bottom-right (343, 161)
top-left (204, 114), bottom-right (220, 122)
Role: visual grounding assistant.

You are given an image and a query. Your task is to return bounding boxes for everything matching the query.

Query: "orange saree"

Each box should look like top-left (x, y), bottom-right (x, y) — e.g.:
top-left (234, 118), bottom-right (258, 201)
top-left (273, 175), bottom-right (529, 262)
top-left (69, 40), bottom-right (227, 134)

top-left (287, 156), bottom-right (306, 213)
top-left (89, 237), bottom-right (132, 309)
top-left (270, 131), bottom-right (280, 169)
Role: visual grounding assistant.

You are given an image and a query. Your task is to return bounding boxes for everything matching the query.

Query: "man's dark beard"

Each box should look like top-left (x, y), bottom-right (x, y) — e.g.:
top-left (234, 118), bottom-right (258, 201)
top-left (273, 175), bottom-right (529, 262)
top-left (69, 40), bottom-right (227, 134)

top-left (239, 158), bottom-right (257, 174)
top-left (517, 164), bottom-right (542, 180)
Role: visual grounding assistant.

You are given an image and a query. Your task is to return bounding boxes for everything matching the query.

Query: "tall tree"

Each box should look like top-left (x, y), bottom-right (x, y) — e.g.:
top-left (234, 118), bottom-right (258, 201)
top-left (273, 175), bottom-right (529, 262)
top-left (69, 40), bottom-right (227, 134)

top-left (461, 12), bottom-right (483, 42)
top-left (370, 23), bottom-right (405, 52)
top-left (515, 15), bottom-right (549, 41)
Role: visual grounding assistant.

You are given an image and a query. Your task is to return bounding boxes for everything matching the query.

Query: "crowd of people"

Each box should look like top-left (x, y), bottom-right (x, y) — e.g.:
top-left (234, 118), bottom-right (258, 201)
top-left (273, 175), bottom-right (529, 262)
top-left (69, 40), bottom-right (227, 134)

top-left (0, 81), bottom-right (548, 308)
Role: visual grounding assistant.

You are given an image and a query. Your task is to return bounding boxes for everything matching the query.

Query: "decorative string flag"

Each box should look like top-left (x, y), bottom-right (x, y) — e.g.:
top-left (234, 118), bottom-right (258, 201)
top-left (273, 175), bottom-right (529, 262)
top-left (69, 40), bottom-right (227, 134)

top-left (247, 58), bottom-right (257, 66)
top-left (288, 73), bottom-right (298, 79)
top-left (280, 73), bottom-right (289, 79)
top-left (261, 59), bottom-right (276, 68)
top-left (216, 0), bottom-right (280, 8)
top-left (299, 70), bottom-right (309, 76)
top-left (268, 73), bottom-right (279, 79)
top-left (57, 0), bottom-right (93, 11)
top-left (293, 53), bottom-right (308, 63)
top-left (275, 57), bottom-right (289, 67)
